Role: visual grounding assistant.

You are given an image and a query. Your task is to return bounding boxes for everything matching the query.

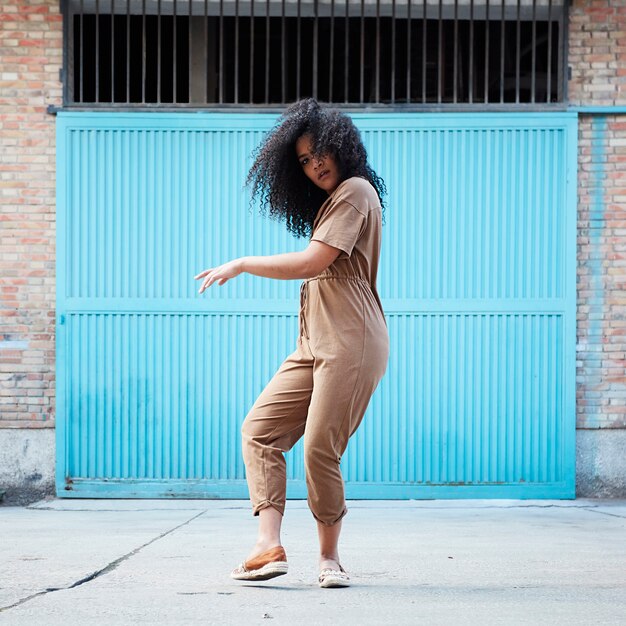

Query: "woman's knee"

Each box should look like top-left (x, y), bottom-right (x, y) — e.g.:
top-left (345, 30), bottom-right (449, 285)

top-left (240, 414), bottom-right (251, 438)
top-left (304, 433), bottom-right (340, 467)
top-left (240, 411), bottom-right (263, 449)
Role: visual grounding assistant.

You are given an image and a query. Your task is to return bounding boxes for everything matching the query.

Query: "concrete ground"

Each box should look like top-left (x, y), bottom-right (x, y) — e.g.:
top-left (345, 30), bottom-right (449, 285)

top-left (0, 498), bottom-right (625, 626)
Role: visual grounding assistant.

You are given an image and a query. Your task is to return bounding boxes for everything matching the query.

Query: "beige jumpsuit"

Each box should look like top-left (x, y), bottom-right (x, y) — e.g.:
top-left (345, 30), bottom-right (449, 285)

top-left (241, 176), bottom-right (390, 526)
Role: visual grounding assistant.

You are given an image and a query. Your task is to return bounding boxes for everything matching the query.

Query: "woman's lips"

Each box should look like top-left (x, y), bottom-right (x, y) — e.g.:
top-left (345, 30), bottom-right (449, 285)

top-left (319, 170), bottom-right (329, 180)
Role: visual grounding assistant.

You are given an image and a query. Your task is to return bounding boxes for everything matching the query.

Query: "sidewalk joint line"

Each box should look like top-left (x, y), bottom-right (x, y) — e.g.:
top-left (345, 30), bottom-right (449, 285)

top-left (25, 506), bottom-right (207, 512)
top-left (579, 507), bottom-right (626, 520)
top-left (0, 509), bottom-right (208, 614)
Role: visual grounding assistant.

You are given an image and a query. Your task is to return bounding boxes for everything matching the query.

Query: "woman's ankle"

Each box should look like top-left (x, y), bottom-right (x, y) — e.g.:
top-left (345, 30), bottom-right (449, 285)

top-left (255, 536), bottom-right (281, 548)
top-left (319, 552), bottom-right (340, 562)
top-left (245, 540), bottom-right (281, 563)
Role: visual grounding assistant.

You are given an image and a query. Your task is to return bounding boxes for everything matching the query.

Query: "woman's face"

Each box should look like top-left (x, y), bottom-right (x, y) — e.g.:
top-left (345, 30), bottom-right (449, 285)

top-left (295, 133), bottom-right (341, 195)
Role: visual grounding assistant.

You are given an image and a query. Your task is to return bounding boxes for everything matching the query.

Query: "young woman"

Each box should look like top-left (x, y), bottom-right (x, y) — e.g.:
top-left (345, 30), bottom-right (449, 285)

top-left (194, 98), bottom-right (389, 588)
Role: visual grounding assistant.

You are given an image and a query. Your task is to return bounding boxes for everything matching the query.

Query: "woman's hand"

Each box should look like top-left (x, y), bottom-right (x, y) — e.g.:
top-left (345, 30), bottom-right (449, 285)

top-left (195, 258), bottom-right (245, 293)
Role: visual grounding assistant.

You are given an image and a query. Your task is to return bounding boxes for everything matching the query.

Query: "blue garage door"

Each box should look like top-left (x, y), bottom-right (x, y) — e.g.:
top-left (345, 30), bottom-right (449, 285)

top-left (56, 112), bottom-right (577, 498)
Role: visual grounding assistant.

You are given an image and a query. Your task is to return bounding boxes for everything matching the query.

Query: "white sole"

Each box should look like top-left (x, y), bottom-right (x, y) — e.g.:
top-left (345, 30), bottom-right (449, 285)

top-left (319, 574), bottom-right (351, 588)
top-left (230, 561), bottom-right (288, 581)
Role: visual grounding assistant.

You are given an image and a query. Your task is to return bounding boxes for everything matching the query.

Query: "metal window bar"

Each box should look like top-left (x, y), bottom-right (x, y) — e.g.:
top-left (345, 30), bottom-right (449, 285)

top-left (265, 0), bottom-right (270, 103)
top-left (421, 0), bottom-right (426, 104)
top-left (344, 0), bottom-right (349, 103)
top-left (62, 0), bottom-right (569, 110)
top-left (547, 0), bottom-right (552, 103)
top-left (500, 0), bottom-right (505, 103)
top-left (296, 0), bottom-right (301, 100)
top-left (453, 0), bottom-right (457, 103)
top-left (235, 0), bottom-right (239, 103)
top-left (484, 0), bottom-right (489, 103)
top-left (79, 0), bottom-right (83, 102)
top-left (437, 0), bottom-right (442, 103)
top-left (312, 0), bottom-right (317, 99)
top-left (188, 0), bottom-right (191, 104)
top-left (111, 0), bottom-right (114, 102)
top-left (329, 0), bottom-right (334, 102)
top-left (218, 0), bottom-right (223, 103)
top-left (157, 0), bottom-right (161, 104)
top-left (375, 0), bottom-right (380, 103)
top-left (203, 0), bottom-right (212, 102)
top-left (95, 0), bottom-right (99, 103)
top-left (390, 0), bottom-right (395, 104)
top-left (531, 0), bottom-right (536, 104)
top-left (281, 0), bottom-right (286, 103)
top-left (126, 0), bottom-right (130, 102)
top-left (469, 0), bottom-right (474, 103)
top-left (249, 0), bottom-right (254, 102)
top-left (557, 0), bottom-right (566, 102)
top-left (515, 0), bottom-right (520, 103)
top-left (173, 0), bottom-right (177, 104)
top-left (143, 0), bottom-right (147, 103)
top-left (359, 0), bottom-right (364, 104)
top-left (406, 0), bottom-right (411, 104)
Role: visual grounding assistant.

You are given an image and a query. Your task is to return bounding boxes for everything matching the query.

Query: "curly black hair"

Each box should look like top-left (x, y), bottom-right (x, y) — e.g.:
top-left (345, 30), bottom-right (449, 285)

top-left (246, 98), bottom-right (387, 239)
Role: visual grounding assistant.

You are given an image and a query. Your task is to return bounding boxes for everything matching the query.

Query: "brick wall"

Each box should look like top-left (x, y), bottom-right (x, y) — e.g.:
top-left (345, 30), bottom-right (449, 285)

top-left (0, 0), bottom-right (625, 433)
top-left (576, 115), bottom-right (626, 428)
top-left (0, 0), bottom-right (61, 428)
top-left (571, 0), bottom-right (626, 428)
top-left (569, 0), bottom-right (626, 105)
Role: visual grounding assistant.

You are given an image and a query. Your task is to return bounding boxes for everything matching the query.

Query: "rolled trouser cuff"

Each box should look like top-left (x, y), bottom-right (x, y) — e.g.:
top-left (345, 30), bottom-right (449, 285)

top-left (252, 500), bottom-right (285, 518)
top-left (309, 503), bottom-right (348, 526)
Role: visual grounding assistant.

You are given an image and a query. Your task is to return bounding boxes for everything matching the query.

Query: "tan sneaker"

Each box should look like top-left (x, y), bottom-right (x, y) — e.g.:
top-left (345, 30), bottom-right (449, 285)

top-left (230, 545), bottom-right (288, 581)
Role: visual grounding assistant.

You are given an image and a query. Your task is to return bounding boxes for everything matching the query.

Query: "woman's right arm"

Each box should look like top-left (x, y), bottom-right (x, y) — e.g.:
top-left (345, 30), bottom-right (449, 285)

top-left (196, 241), bottom-right (341, 293)
top-left (242, 240), bottom-right (341, 280)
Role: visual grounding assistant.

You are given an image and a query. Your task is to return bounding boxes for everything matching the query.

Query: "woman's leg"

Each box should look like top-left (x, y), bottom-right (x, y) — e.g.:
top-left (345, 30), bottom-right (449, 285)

top-left (240, 338), bottom-right (314, 561)
top-left (304, 348), bottom-right (387, 566)
top-left (245, 505), bottom-right (284, 562)
top-left (303, 360), bottom-right (378, 529)
top-left (317, 517), bottom-right (343, 570)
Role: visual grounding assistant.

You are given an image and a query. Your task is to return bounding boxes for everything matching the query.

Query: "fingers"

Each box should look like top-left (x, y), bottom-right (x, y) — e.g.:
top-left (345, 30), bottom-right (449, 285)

top-left (198, 275), bottom-right (213, 293)
top-left (198, 272), bottom-right (226, 293)
top-left (195, 268), bottom-right (215, 294)
top-left (195, 267), bottom-right (232, 293)
top-left (194, 269), bottom-right (212, 280)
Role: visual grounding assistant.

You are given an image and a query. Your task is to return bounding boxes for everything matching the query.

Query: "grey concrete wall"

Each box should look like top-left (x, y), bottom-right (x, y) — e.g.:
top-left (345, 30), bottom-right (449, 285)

top-left (2, 428), bottom-right (625, 503)
top-left (576, 429), bottom-right (626, 498)
top-left (0, 429), bottom-right (55, 505)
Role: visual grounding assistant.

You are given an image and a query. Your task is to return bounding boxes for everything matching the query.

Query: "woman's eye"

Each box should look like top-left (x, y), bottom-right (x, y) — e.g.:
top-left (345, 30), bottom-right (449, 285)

top-left (301, 158), bottom-right (308, 166)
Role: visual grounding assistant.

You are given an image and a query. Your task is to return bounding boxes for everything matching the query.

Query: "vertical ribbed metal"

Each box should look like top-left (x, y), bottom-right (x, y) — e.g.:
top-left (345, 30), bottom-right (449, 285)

top-left (56, 112), bottom-right (577, 499)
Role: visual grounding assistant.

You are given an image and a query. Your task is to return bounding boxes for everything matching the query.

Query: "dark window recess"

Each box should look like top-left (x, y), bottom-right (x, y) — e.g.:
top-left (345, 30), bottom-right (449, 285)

top-left (63, 1), bottom-right (569, 108)
top-left (73, 14), bottom-right (190, 103)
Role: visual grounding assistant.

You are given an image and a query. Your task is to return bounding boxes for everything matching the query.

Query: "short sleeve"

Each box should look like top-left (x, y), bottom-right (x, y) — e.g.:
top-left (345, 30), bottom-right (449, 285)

top-left (310, 200), bottom-right (367, 259)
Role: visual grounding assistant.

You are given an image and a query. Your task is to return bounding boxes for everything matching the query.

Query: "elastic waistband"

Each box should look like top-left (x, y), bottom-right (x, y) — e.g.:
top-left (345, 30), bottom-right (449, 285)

top-left (304, 275), bottom-right (369, 285)
top-left (299, 275), bottom-right (370, 339)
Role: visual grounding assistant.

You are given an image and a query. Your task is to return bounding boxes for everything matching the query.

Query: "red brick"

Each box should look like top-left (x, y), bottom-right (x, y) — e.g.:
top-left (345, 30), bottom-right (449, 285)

top-left (0, 0), bottom-right (60, 429)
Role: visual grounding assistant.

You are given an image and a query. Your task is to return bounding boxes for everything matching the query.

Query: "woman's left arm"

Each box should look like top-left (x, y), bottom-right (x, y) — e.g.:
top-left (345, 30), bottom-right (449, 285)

top-left (195, 241), bottom-right (341, 293)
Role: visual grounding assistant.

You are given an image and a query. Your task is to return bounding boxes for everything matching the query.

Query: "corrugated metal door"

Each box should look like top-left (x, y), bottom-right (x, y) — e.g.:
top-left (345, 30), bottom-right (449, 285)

top-left (56, 112), bottom-right (577, 498)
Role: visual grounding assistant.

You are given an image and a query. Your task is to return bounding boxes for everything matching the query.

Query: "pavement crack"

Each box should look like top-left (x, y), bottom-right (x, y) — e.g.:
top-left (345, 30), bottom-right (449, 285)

top-left (25, 506), bottom-right (206, 512)
top-left (580, 506), bottom-right (626, 520)
top-left (0, 510), bottom-right (207, 614)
